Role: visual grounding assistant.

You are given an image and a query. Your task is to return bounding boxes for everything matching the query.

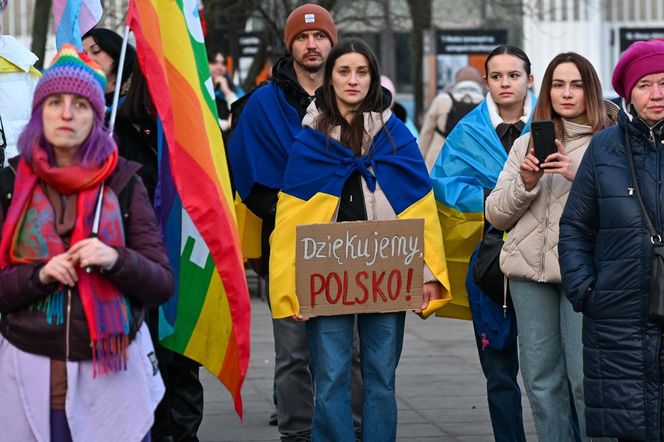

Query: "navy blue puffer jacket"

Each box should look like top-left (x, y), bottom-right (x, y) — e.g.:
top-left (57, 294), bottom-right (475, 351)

top-left (560, 109), bottom-right (664, 441)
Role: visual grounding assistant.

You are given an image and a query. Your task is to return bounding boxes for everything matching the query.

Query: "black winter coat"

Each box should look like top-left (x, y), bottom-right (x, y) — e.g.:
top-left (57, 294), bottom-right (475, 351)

top-left (559, 109), bottom-right (664, 441)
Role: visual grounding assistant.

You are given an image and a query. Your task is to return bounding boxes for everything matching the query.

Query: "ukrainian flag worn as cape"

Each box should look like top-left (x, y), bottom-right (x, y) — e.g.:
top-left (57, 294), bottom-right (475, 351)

top-left (228, 81), bottom-right (302, 200)
top-left (430, 93), bottom-right (536, 319)
top-left (228, 82), bottom-right (304, 258)
top-left (270, 114), bottom-right (451, 319)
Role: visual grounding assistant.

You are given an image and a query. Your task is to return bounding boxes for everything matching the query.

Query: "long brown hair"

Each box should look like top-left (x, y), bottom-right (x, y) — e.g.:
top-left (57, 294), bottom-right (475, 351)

top-left (315, 38), bottom-right (385, 156)
top-left (533, 52), bottom-right (607, 140)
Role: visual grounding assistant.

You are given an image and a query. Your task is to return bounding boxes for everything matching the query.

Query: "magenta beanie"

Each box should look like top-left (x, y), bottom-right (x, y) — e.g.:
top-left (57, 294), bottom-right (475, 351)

top-left (283, 4), bottom-right (337, 52)
top-left (612, 40), bottom-right (664, 101)
top-left (33, 44), bottom-right (107, 119)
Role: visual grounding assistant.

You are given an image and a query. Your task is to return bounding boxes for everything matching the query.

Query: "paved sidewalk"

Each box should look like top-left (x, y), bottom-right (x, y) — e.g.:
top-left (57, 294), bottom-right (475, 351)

top-left (198, 297), bottom-right (536, 441)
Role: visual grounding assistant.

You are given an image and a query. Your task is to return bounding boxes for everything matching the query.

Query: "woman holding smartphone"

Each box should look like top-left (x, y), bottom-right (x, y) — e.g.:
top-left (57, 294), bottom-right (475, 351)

top-left (431, 44), bottom-right (536, 442)
top-left (484, 52), bottom-right (614, 441)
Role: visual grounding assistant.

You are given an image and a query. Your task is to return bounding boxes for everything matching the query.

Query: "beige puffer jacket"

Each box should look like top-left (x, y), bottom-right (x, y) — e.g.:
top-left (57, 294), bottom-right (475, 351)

top-left (484, 119), bottom-right (594, 283)
top-left (419, 81), bottom-right (484, 172)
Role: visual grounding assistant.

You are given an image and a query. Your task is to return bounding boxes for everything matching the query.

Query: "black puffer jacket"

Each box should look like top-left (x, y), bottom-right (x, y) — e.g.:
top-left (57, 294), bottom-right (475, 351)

top-left (559, 108), bottom-right (664, 441)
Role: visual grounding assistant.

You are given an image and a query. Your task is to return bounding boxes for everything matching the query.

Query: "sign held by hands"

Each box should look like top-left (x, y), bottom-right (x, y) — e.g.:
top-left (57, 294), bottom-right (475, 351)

top-left (296, 219), bottom-right (424, 317)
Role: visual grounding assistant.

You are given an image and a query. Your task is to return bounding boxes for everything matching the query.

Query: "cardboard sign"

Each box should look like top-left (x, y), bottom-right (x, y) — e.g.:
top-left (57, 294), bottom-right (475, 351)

top-left (296, 219), bottom-right (424, 317)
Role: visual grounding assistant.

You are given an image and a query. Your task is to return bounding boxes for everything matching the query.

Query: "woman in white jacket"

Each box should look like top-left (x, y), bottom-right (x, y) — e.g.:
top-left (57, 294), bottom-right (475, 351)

top-left (0, 34), bottom-right (40, 166)
top-left (485, 52), bottom-right (612, 442)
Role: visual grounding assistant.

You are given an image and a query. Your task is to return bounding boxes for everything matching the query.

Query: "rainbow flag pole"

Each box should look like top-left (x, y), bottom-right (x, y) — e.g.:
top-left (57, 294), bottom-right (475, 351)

top-left (127, 0), bottom-right (251, 417)
top-left (107, 25), bottom-right (130, 135)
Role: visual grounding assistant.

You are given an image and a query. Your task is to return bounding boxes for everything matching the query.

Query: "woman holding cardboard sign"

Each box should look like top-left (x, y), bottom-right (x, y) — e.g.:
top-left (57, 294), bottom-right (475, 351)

top-left (268, 37), bottom-right (451, 442)
top-left (484, 53), bottom-right (614, 441)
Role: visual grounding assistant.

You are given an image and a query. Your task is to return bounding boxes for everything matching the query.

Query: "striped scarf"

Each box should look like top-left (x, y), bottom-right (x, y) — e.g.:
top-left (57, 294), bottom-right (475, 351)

top-left (0, 146), bottom-right (131, 375)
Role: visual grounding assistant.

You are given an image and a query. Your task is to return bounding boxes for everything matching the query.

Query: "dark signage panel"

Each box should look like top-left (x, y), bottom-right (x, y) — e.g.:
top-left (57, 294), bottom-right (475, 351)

top-left (238, 32), bottom-right (261, 56)
top-left (436, 30), bottom-right (508, 55)
top-left (620, 28), bottom-right (664, 52)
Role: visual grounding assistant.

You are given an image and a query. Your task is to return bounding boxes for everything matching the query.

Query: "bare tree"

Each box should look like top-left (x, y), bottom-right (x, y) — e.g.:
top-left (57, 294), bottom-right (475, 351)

top-left (31, 0), bottom-right (50, 70)
top-left (406, 0), bottom-right (431, 126)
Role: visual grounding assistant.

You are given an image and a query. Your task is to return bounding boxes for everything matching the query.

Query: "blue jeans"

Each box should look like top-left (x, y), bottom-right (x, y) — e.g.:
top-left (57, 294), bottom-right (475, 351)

top-left (472, 317), bottom-right (526, 442)
top-left (267, 279), bottom-right (363, 441)
top-left (307, 312), bottom-right (405, 442)
top-left (510, 279), bottom-right (586, 442)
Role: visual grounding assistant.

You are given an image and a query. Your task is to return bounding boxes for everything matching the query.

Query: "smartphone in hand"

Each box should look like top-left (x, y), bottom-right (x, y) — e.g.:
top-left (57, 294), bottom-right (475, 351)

top-left (531, 120), bottom-right (557, 164)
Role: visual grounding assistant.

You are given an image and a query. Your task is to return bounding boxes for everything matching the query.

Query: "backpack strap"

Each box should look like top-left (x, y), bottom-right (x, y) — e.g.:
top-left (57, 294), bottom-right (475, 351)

top-left (435, 93), bottom-right (457, 137)
top-left (0, 164), bottom-right (16, 217)
top-left (113, 174), bottom-right (136, 228)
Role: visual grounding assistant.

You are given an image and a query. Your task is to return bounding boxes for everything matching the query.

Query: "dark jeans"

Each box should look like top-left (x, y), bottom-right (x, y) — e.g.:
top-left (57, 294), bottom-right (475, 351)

top-left (152, 349), bottom-right (204, 442)
top-left (152, 347), bottom-right (203, 442)
top-left (267, 279), bottom-right (362, 441)
top-left (145, 305), bottom-right (204, 442)
top-left (472, 320), bottom-right (526, 442)
top-left (307, 312), bottom-right (405, 442)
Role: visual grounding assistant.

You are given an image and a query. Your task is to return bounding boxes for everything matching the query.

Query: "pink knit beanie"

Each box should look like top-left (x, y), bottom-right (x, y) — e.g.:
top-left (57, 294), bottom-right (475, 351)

top-left (612, 40), bottom-right (664, 101)
top-left (33, 44), bottom-right (107, 118)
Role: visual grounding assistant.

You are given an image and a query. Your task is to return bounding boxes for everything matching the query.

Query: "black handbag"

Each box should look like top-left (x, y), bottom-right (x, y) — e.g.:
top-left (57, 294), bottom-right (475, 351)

top-left (473, 225), bottom-right (513, 315)
top-left (625, 131), bottom-right (664, 323)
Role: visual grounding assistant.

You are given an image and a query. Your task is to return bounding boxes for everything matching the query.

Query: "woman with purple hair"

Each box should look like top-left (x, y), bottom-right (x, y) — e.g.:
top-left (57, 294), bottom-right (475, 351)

top-left (0, 45), bottom-right (173, 441)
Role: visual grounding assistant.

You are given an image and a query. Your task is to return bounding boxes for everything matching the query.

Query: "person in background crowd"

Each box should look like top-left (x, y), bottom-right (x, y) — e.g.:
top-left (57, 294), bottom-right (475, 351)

top-left (82, 28), bottom-right (136, 117)
top-left (419, 66), bottom-right (484, 171)
top-left (430, 45), bottom-right (536, 442)
top-left (0, 44), bottom-right (172, 442)
top-left (268, 37), bottom-right (450, 442)
top-left (0, 0), bottom-right (40, 166)
top-left (559, 40), bottom-right (664, 442)
top-left (485, 52), bottom-right (614, 442)
top-left (227, 5), bottom-right (362, 440)
top-left (379, 74), bottom-right (419, 138)
top-left (207, 49), bottom-right (242, 133)
top-left (114, 62), bottom-right (206, 442)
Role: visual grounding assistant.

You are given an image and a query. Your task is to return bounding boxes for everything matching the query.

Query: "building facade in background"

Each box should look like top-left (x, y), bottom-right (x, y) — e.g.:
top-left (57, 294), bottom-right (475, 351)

top-left (4, 1), bottom-right (663, 106)
top-left (523, 0), bottom-right (664, 96)
top-left (1, 0), bottom-right (126, 66)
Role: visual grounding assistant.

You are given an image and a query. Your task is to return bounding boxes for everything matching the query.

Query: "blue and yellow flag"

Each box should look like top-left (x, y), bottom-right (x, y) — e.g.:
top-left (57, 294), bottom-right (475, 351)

top-left (430, 93), bottom-right (536, 319)
top-left (228, 82), bottom-right (305, 259)
top-left (269, 115), bottom-right (451, 319)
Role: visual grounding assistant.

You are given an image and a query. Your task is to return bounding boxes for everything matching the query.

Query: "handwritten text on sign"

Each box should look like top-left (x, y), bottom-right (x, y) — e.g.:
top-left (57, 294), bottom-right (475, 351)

top-left (296, 219), bottom-right (424, 317)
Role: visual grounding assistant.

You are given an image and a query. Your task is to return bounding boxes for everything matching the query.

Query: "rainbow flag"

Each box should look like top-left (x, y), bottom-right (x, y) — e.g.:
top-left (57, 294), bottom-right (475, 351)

top-left (53, 0), bottom-right (102, 50)
top-left (429, 93), bottom-right (535, 320)
top-left (128, 0), bottom-right (251, 417)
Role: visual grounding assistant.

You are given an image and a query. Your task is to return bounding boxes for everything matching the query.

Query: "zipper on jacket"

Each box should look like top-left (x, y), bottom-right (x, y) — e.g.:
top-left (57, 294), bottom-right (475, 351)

top-left (540, 175), bottom-right (552, 282)
top-left (372, 190), bottom-right (377, 220)
top-left (657, 135), bottom-right (661, 231)
top-left (65, 288), bottom-right (72, 360)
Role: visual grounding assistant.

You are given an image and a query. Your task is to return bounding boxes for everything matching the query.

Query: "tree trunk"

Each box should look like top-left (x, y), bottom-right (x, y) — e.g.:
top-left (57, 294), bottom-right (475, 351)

top-left (31, 0), bottom-right (51, 70)
top-left (406, 0), bottom-right (431, 128)
top-left (381, 0), bottom-right (396, 82)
